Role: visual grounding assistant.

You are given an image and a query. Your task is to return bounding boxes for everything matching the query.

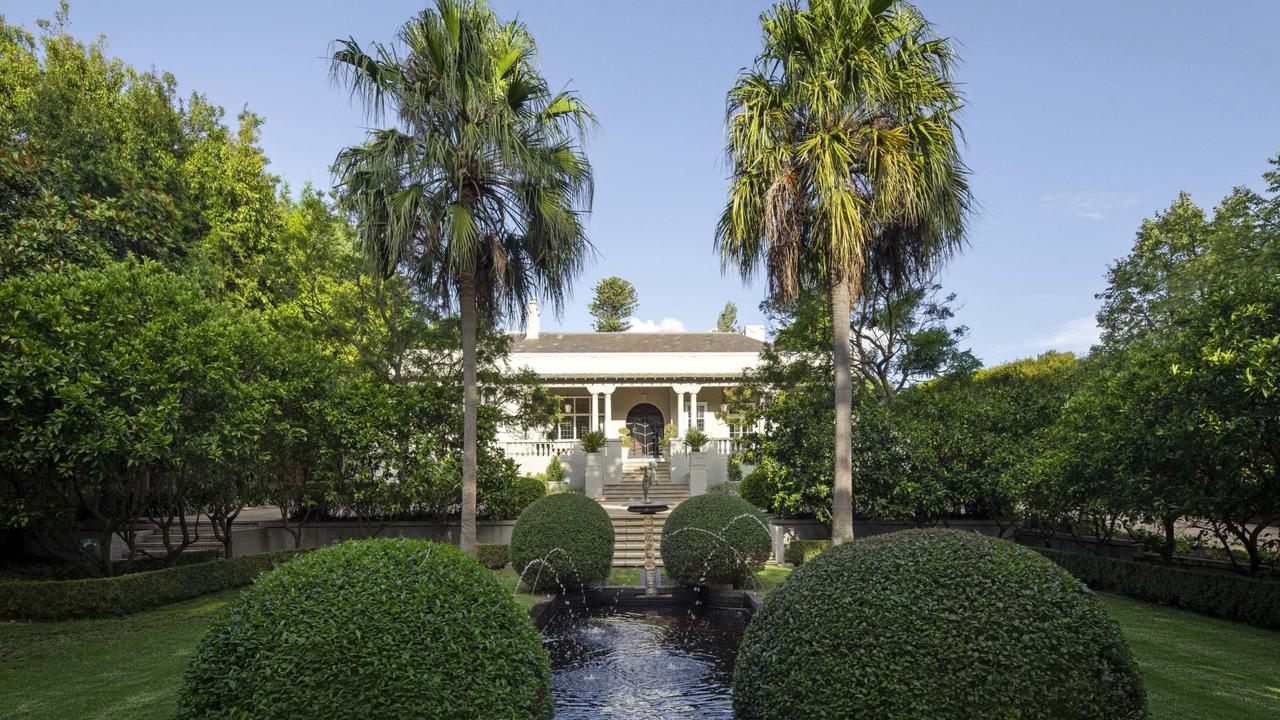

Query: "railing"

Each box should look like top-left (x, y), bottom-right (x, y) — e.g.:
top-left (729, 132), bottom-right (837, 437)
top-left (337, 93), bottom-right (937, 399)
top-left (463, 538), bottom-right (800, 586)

top-left (499, 440), bottom-right (577, 457)
top-left (670, 438), bottom-right (743, 455)
top-left (709, 437), bottom-right (745, 455)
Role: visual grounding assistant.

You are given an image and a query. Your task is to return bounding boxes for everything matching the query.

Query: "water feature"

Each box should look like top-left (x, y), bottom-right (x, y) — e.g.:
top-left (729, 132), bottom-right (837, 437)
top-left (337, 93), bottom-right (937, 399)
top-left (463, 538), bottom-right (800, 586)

top-left (626, 461), bottom-right (669, 594)
top-left (542, 605), bottom-right (746, 719)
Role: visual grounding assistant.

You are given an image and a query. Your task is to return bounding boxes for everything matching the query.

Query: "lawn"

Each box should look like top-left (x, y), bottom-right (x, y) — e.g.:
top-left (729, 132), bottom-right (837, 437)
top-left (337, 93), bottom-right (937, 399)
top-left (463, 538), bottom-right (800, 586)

top-left (1, 572), bottom-right (1276, 720)
top-left (1099, 595), bottom-right (1280, 719)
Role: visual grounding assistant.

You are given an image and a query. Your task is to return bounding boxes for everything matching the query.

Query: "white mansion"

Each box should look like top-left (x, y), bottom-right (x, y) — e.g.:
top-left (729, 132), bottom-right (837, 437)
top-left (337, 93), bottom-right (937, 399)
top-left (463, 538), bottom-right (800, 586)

top-left (499, 299), bottom-right (765, 497)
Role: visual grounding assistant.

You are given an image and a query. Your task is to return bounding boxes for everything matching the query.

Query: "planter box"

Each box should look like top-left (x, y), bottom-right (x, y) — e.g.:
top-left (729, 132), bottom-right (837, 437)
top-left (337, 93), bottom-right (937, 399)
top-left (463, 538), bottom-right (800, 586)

top-left (585, 452), bottom-right (604, 499)
top-left (688, 452), bottom-right (708, 495)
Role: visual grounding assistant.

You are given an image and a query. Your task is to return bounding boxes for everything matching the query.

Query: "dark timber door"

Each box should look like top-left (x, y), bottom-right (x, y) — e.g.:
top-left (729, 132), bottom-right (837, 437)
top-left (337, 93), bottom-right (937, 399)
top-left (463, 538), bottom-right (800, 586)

top-left (625, 403), bottom-right (664, 457)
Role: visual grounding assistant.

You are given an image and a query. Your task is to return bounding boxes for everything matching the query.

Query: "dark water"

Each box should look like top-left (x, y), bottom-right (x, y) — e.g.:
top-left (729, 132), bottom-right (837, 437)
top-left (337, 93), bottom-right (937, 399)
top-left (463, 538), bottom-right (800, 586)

top-left (542, 606), bottom-right (746, 718)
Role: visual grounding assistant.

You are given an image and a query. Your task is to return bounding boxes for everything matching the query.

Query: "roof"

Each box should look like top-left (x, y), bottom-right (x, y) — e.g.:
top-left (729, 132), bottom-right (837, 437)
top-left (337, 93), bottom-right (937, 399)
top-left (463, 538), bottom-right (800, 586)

top-left (510, 332), bottom-right (765, 354)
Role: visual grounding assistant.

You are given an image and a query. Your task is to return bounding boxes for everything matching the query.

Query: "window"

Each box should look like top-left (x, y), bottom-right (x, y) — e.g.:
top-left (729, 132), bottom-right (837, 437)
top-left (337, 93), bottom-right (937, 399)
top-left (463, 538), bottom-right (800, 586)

top-left (695, 402), bottom-right (707, 432)
top-left (556, 396), bottom-right (592, 440)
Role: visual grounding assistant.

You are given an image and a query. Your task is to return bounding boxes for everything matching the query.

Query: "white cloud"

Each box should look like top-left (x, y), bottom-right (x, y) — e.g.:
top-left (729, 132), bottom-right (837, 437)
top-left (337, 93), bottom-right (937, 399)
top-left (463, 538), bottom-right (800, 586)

top-left (625, 316), bottom-right (686, 333)
top-left (1041, 190), bottom-right (1135, 221)
top-left (1034, 316), bottom-right (1100, 353)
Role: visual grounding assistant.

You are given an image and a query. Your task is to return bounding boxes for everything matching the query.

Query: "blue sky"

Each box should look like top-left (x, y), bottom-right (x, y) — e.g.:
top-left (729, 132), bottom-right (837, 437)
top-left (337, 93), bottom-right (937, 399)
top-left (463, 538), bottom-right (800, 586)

top-left (8, 1), bottom-right (1279, 364)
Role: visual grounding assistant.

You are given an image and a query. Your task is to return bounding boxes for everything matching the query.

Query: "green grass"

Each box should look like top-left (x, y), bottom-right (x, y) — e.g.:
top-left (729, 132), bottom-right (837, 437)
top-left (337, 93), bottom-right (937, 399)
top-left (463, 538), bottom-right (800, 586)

top-left (1, 566), bottom-right (1276, 720)
top-left (1099, 594), bottom-right (1280, 719)
top-left (0, 590), bottom-right (238, 720)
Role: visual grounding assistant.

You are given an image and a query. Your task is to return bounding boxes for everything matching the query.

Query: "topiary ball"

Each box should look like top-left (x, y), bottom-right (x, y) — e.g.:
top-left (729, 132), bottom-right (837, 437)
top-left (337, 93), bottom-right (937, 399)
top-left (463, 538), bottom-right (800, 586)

top-left (509, 492), bottom-right (613, 592)
top-left (174, 539), bottom-right (551, 719)
top-left (733, 529), bottom-right (1149, 720)
top-left (660, 493), bottom-right (771, 587)
top-left (737, 466), bottom-right (773, 511)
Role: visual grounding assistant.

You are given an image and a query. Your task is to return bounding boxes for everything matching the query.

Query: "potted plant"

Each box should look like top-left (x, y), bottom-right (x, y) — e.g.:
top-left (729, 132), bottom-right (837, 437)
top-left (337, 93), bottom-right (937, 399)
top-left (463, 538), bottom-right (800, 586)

top-left (684, 428), bottom-right (710, 495)
top-left (684, 427), bottom-right (709, 452)
top-left (545, 455), bottom-right (568, 493)
top-left (581, 429), bottom-right (607, 498)
top-left (617, 426), bottom-right (631, 459)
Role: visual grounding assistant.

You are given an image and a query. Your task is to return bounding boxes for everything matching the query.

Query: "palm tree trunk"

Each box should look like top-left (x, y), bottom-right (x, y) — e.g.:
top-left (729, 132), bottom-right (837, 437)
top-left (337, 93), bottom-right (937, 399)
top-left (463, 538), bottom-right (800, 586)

top-left (831, 276), bottom-right (855, 543)
top-left (458, 271), bottom-right (479, 556)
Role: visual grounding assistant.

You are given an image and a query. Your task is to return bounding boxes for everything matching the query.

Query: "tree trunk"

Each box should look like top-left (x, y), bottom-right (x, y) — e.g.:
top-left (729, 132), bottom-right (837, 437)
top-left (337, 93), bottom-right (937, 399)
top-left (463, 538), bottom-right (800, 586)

top-left (1160, 515), bottom-right (1176, 561)
top-left (459, 271), bottom-right (479, 556)
top-left (831, 276), bottom-right (855, 543)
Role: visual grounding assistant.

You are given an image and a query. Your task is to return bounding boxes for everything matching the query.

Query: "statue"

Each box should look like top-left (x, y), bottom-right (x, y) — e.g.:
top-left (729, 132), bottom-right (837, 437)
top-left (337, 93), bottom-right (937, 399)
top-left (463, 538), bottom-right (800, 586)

top-left (642, 461), bottom-right (655, 503)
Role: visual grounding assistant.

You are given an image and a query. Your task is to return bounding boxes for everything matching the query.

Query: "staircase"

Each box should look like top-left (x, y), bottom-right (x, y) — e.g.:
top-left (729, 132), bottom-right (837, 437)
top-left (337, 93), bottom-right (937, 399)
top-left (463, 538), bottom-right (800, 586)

top-left (611, 512), bottom-right (668, 567)
top-left (132, 519), bottom-right (226, 559)
top-left (602, 460), bottom-right (687, 567)
top-left (601, 460), bottom-right (688, 504)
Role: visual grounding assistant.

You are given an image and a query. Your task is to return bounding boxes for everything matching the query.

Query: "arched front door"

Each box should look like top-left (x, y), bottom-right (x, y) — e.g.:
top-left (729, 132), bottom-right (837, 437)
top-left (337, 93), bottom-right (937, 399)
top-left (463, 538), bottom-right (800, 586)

top-left (625, 403), bottom-right (665, 457)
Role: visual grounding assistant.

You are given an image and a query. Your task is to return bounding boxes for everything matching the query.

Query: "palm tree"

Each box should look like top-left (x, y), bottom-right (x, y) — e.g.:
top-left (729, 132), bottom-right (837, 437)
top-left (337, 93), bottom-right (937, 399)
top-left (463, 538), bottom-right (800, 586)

top-left (331, 0), bottom-right (593, 554)
top-left (717, 0), bottom-right (971, 542)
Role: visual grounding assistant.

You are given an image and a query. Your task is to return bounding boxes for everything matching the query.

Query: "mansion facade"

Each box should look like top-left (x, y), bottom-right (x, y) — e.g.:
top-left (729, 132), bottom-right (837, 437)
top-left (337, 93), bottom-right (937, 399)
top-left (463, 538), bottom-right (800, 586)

top-left (498, 299), bottom-right (765, 495)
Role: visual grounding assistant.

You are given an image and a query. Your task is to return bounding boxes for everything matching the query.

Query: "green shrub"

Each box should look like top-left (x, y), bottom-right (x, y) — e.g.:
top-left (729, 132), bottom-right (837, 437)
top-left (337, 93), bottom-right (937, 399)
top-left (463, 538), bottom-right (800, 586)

top-left (545, 455), bottom-right (565, 484)
top-left (1036, 547), bottom-right (1280, 631)
top-left (510, 493), bottom-right (613, 592)
top-left (727, 455), bottom-right (743, 483)
top-left (707, 482), bottom-right (740, 496)
top-left (734, 530), bottom-right (1148, 720)
top-left (684, 427), bottom-right (709, 451)
top-left (738, 466), bottom-right (773, 511)
top-left (174, 539), bottom-right (550, 719)
top-left (660, 493), bottom-right (771, 587)
top-left (580, 429), bottom-right (606, 453)
top-left (0, 549), bottom-right (304, 621)
top-left (783, 539), bottom-right (829, 566)
top-left (511, 475), bottom-right (546, 514)
top-left (477, 543), bottom-right (510, 569)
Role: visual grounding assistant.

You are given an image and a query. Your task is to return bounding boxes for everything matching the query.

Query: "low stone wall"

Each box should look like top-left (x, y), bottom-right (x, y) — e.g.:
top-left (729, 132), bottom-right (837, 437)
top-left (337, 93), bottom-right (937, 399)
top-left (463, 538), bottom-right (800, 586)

top-left (229, 520), bottom-right (516, 558)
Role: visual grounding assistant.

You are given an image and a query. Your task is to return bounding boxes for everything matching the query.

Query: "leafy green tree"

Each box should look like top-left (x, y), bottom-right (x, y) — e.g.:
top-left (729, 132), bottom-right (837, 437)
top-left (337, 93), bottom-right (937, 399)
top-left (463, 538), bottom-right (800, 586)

top-left (716, 301), bottom-right (739, 333)
top-left (0, 261), bottom-right (274, 574)
top-left (718, 0), bottom-right (971, 542)
top-left (851, 279), bottom-right (979, 403)
top-left (1080, 154), bottom-right (1280, 572)
top-left (588, 276), bottom-right (638, 332)
top-left (331, 0), bottom-right (594, 554)
top-left (740, 275), bottom-right (976, 522)
top-left (0, 7), bottom-right (201, 274)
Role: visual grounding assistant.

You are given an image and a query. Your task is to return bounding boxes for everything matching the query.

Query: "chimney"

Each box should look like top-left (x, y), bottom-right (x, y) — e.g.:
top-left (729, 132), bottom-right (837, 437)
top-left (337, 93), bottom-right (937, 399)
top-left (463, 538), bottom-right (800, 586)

top-left (743, 324), bottom-right (766, 342)
top-left (525, 298), bottom-right (541, 339)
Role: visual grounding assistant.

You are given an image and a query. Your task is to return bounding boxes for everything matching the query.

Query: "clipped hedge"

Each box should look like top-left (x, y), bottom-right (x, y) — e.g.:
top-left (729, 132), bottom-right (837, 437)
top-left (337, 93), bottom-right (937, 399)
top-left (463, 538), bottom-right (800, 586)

top-left (660, 493), bottom-right (771, 587)
top-left (510, 475), bottom-right (547, 515)
top-left (783, 539), bottom-right (829, 566)
top-left (509, 492), bottom-right (613, 592)
top-left (477, 543), bottom-right (510, 570)
top-left (734, 530), bottom-right (1148, 720)
top-left (175, 539), bottom-right (551, 719)
top-left (738, 467), bottom-right (773, 511)
top-left (0, 549), bottom-right (304, 621)
top-left (1036, 547), bottom-right (1280, 630)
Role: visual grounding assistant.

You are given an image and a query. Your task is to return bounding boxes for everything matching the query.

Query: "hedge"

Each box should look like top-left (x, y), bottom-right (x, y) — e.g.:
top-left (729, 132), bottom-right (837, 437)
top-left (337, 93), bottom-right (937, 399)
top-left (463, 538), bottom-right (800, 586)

top-left (734, 530), bottom-right (1148, 720)
top-left (174, 539), bottom-right (551, 719)
top-left (0, 549), bottom-right (304, 621)
top-left (783, 539), bottom-right (830, 566)
top-left (661, 493), bottom-right (771, 587)
top-left (477, 543), bottom-right (510, 569)
top-left (1036, 547), bottom-right (1280, 631)
top-left (509, 492), bottom-right (613, 592)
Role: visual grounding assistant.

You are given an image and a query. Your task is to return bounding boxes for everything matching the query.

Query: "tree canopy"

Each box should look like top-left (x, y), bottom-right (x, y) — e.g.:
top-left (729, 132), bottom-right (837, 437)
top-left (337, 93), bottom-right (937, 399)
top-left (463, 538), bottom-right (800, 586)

top-left (588, 276), bottom-right (638, 332)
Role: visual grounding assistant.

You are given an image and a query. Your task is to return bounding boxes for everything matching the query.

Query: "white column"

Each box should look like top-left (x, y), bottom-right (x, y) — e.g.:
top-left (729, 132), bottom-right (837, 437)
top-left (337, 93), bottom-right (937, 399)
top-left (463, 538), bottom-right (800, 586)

top-left (672, 384), bottom-right (702, 438)
top-left (676, 391), bottom-right (688, 437)
top-left (689, 386), bottom-right (699, 432)
top-left (585, 384), bottom-right (616, 432)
